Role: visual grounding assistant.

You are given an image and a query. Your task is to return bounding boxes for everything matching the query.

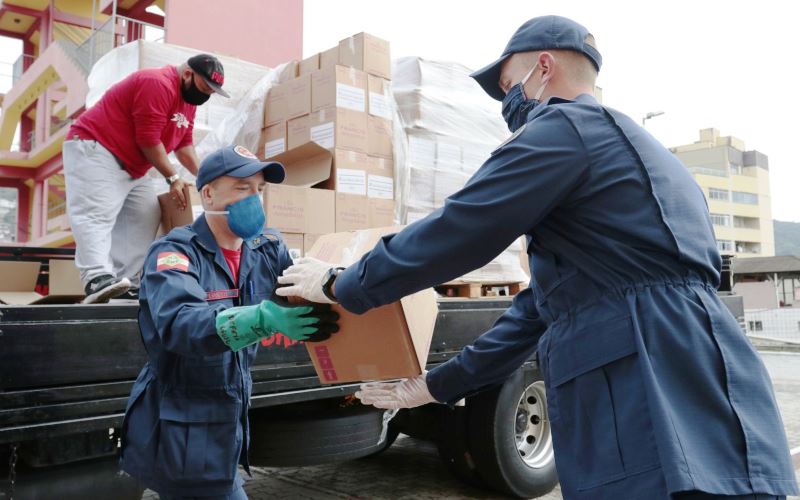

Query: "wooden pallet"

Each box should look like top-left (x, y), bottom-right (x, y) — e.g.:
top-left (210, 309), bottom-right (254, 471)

top-left (435, 281), bottom-right (524, 298)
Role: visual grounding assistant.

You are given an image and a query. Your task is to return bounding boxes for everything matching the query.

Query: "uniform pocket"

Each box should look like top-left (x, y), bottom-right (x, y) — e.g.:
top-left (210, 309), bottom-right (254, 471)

top-left (156, 396), bottom-right (242, 483)
top-left (546, 316), bottom-right (660, 490)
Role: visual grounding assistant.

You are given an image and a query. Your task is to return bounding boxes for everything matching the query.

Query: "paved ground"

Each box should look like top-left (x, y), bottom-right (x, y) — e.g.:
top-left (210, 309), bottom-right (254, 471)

top-left (141, 351), bottom-right (799, 499)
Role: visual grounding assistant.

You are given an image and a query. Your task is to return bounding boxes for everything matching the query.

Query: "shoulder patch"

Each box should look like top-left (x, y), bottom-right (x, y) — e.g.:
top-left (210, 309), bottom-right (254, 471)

top-left (491, 124), bottom-right (527, 156)
top-left (157, 252), bottom-right (190, 272)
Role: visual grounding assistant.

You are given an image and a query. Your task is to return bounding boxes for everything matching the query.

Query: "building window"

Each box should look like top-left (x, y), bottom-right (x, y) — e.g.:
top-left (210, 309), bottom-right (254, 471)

top-left (708, 188), bottom-right (730, 201)
top-left (733, 216), bottom-right (760, 229)
top-left (0, 187), bottom-right (18, 243)
top-left (732, 191), bottom-right (759, 205)
top-left (729, 164), bottom-right (742, 175)
top-left (748, 321), bottom-right (763, 332)
top-left (710, 213), bottom-right (731, 227)
top-left (717, 240), bottom-right (734, 252)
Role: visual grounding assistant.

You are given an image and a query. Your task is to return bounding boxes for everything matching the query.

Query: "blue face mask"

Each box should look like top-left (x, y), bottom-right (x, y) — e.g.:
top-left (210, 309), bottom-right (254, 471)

top-left (501, 62), bottom-right (549, 132)
top-left (206, 193), bottom-right (265, 239)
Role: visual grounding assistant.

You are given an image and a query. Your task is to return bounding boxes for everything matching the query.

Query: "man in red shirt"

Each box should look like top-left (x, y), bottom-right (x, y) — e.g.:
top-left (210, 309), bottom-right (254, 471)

top-left (63, 54), bottom-right (230, 303)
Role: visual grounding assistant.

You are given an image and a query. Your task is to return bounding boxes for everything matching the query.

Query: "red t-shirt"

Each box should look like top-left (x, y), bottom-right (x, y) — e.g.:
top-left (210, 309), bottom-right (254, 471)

top-left (68, 66), bottom-right (196, 179)
top-left (221, 247), bottom-right (242, 286)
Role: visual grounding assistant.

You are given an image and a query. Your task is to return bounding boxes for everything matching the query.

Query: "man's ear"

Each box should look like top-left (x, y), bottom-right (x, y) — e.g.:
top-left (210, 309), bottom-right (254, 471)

top-left (201, 184), bottom-right (213, 208)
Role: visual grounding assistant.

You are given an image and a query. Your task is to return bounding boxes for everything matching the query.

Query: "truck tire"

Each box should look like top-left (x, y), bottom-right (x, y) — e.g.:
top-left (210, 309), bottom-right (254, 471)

top-left (248, 405), bottom-right (393, 467)
top-left (466, 366), bottom-right (558, 498)
top-left (361, 420), bottom-right (400, 458)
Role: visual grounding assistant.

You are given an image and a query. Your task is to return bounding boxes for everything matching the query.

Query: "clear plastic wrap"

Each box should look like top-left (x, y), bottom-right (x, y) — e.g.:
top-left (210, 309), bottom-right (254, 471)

top-left (392, 57), bottom-right (528, 284)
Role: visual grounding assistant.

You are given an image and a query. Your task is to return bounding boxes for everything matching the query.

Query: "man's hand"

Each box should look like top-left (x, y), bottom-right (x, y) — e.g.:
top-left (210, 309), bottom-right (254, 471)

top-left (259, 301), bottom-right (340, 342)
top-left (169, 178), bottom-right (189, 210)
top-left (215, 300), bottom-right (340, 351)
top-left (355, 374), bottom-right (436, 409)
top-left (276, 257), bottom-right (338, 304)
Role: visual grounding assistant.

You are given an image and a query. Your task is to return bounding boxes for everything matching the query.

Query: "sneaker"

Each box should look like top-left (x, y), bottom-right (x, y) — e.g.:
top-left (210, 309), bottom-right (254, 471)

top-left (109, 288), bottom-right (139, 303)
top-left (83, 275), bottom-right (131, 304)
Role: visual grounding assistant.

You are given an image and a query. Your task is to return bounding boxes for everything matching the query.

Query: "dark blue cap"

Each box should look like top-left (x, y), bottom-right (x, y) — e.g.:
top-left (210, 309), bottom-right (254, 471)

top-left (196, 145), bottom-right (285, 189)
top-left (471, 15), bottom-right (602, 101)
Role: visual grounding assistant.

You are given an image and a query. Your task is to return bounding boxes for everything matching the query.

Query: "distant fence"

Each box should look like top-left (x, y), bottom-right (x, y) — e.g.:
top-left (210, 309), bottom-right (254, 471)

top-left (745, 308), bottom-right (800, 344)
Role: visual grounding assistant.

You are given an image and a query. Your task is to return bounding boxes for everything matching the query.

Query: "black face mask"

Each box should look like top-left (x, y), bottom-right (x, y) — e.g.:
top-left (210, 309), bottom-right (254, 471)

top-left (181, 74), bottom-right (211, 106)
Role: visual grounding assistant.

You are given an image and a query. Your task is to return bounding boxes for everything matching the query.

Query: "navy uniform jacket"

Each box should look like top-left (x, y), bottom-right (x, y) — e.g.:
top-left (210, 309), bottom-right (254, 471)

top-left (334, 94), bottom-right (798, 498)
top-left (120, 215), bottom-right (292, 497)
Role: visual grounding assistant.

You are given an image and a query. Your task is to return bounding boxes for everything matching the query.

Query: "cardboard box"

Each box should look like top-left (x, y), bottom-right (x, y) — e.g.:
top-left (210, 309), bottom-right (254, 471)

top-left (367, 75), bottom-right (392, 120)
top-left (299, 54), bottom-right (319, 76)
top-left (367, 155), bottom-right (394, 200)
top-left (0, 259), bottom-right (84, 304)
top-left (338, 32), bottom-right (391, 80)
top-left (369, 198), bottom-right (395, 227)
top-left (271, 141), bottom-right (333, 188)
top-left (319, 46), bottom-right (339, 70)
top-left (287, 115), bottom-right (310, 151)
top-left (304, 226), bottom-right (438, 383)
top-left (303, 233), bottom-right (322, 254)
top-left (369, 155), bottom-right (394, 178)
top-left (335, 193), bottom-right (369, 231)
top-left (264, 185), bottom-right (335, 234)
top-left (311, 65), bottom-right (367, 112)
top-left (320, 148), bottom-right (369, 195)
top-left (278, 60), bottom-right (299, 83)
top-left (281, 232), bottom-right (304, 260)
top-left (309, 107), bottom-right (368, 153)
top-left (257, 121), bottom-right (287, 160)
top-left (158, 186), bottom-right (203, 233)
top-left (367, 115), bottom-right (393, 158)
top-left (264, 83), bottom-right (288, 126)
top-left (286, 75), bottom-right (311, 120)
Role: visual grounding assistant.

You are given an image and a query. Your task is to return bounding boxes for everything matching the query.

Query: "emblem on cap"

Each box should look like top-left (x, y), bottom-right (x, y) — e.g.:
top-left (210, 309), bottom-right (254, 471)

top-left (211, 71), bottom-right (224, 85)
top-left (234, 145), bottom-right (257, 159)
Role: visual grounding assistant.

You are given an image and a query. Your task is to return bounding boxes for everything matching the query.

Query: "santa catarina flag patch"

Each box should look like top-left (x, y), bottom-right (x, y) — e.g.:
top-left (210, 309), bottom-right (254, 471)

top-left (157, 252), bottom-right (190, 272)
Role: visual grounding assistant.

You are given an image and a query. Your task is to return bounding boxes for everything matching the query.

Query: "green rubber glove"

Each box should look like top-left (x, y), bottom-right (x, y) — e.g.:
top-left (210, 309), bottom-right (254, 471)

top-left (215, 300), bottom-right (322, 351)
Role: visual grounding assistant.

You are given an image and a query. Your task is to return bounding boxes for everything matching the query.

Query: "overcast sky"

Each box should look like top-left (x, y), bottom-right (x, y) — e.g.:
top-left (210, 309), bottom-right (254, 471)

top-left (305, 0), bottom-right (800, 222)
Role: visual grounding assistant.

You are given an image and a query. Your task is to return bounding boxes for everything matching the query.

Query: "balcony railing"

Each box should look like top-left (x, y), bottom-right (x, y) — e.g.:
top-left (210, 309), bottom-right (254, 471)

top-left (74, 15), bottom-right (164, 74)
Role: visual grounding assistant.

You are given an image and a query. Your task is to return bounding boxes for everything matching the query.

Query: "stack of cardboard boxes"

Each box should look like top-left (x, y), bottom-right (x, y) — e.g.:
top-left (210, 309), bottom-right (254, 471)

top-left (258, 33), bottom-right (395, 257)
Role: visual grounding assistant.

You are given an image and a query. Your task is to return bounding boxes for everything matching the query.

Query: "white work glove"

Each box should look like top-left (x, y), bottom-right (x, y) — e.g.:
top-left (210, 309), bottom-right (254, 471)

top-left (276, 257), bottom-right (336, 304)
top-left (355, 374), bottom-right (436, 410)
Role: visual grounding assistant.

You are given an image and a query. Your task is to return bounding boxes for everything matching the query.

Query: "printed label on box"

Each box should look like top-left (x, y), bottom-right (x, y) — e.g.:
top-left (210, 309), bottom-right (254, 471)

top-left (368, 175), bottom-right (394, 199)
top-left (310, 122), bottom-right (335, 149)
top-left (408, 137), bottom-right (436, 166)
top-left (336, 168), bottom-right (367, 195)
top-left (369, 92), bottom-right (392, 120)
top-left (265, 138), bottom-right (286, 158)
top-left (437, 142), bottom-right (462, 167)
top-left (336, 83), bottom-right (366, 112)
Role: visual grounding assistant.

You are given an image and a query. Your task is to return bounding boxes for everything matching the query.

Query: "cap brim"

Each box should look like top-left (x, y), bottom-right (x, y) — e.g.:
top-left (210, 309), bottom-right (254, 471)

top-left (228, 160), bottom-right (285, 184)
top-left (470, 54), bottom-right (510, 101)
top-left (201, 76), bottom-right (230, 98)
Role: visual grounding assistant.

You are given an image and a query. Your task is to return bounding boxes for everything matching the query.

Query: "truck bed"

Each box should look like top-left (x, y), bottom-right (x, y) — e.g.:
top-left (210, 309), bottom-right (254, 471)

top-left (0, 297), bottom-right (512, 445)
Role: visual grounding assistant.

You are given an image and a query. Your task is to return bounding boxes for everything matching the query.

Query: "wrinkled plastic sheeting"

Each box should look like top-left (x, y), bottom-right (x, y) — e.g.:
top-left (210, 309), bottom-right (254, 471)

top-left (391, 57), bottom-right (527, 284)
top-left (194, 65), bottom-right (283, 161)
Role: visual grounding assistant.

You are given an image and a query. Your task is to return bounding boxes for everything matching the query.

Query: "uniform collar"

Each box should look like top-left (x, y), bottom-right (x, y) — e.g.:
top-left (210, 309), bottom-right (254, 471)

top-left (191, 214), bottom-right (219, 254)
top-left (527, 92), bottom-right (599, 121)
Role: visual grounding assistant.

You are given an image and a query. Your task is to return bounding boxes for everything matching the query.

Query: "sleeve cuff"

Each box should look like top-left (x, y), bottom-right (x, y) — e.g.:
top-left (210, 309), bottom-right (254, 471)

top-left (334, 265), bottom-right (373, 314)
top-left (425, 356), bottom-right (472, 405)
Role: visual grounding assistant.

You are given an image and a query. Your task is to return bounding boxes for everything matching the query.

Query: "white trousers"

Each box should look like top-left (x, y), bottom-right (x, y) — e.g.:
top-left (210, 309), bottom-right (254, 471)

top-left (63, 139), bottom-right (161, 287)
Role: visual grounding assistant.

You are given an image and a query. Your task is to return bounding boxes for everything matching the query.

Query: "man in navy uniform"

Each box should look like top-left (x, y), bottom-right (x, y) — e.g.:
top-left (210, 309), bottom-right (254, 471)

top-left (120, 145), bottom-right (338, 499)
top-left (276, 16), bottom-right (797, 500)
